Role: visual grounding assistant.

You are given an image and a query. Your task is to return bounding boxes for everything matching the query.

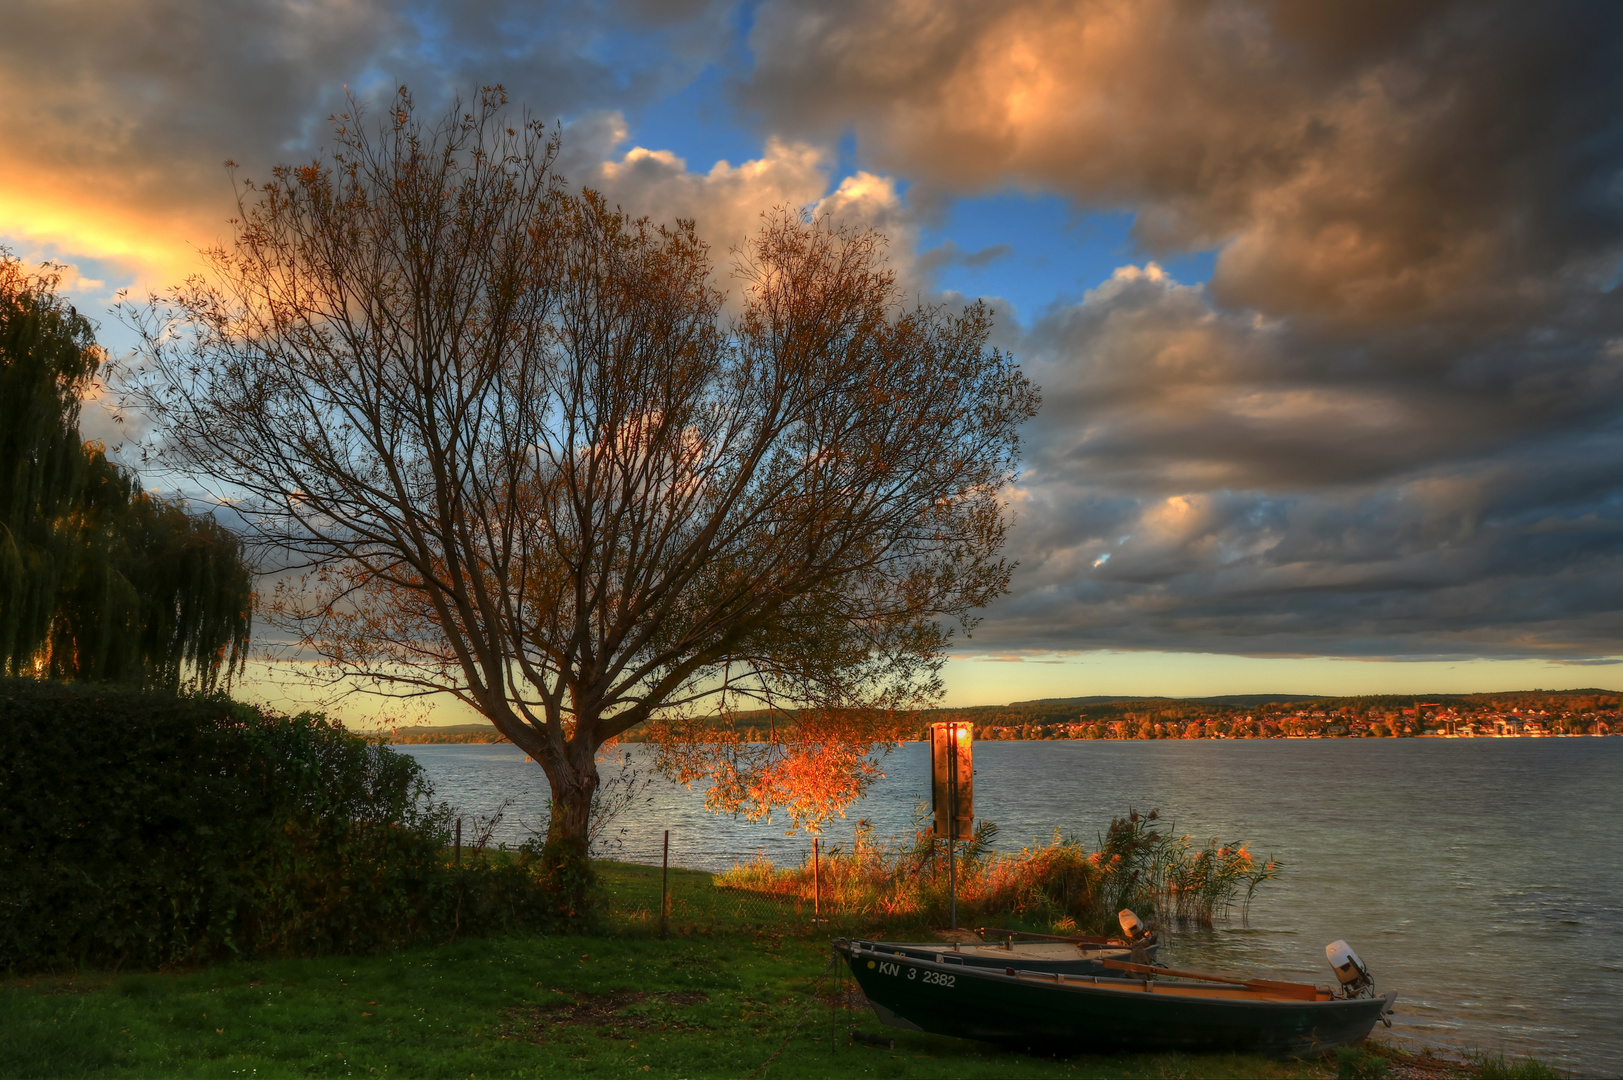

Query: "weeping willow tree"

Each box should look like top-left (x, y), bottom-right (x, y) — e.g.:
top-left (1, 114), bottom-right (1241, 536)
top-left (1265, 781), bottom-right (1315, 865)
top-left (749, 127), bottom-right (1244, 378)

top-left (0, 252), bottom-right (252, 689)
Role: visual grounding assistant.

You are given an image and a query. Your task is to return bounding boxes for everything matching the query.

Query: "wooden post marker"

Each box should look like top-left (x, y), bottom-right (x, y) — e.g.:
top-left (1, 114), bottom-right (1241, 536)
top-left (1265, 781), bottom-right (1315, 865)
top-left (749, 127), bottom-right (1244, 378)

top-left (929, 722), bottom-right (974, 929)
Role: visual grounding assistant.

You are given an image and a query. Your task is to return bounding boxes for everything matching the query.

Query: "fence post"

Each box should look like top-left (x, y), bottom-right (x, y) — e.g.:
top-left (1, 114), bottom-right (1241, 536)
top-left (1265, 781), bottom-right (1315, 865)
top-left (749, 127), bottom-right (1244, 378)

top-left (831, 942), bottom-right (840, 1056)
top-left (454, 817), bottom-right (462, 864)
top-left (813, 837), bottom-right (822, 924)
top-left (659, 828), bottom-right (670, 940)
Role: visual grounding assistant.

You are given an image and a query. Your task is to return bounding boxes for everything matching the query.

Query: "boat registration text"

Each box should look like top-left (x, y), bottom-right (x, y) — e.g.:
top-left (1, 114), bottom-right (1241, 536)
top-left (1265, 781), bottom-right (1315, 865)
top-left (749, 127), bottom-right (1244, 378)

top-left (871, 961), bottom-right (955, 988)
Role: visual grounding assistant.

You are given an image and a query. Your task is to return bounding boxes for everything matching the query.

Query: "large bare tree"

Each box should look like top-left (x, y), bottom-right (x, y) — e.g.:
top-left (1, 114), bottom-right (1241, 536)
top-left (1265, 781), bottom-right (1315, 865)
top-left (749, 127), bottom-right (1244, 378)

top-left (125, 87), bottom-right (1039, 888)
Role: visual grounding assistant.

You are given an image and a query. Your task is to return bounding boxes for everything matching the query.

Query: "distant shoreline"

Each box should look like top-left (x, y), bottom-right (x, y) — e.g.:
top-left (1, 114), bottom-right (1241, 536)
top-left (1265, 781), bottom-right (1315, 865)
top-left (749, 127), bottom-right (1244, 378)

top-left (379, 730), bottom-right (1621, 744)
top-left (369, 687), bottom-right (1618, 744)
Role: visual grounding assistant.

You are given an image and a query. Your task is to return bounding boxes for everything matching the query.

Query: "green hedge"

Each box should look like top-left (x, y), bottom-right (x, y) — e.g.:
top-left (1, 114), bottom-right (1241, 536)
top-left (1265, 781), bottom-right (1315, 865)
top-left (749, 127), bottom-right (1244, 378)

top-left (0, 679), bottom-right (558, 972)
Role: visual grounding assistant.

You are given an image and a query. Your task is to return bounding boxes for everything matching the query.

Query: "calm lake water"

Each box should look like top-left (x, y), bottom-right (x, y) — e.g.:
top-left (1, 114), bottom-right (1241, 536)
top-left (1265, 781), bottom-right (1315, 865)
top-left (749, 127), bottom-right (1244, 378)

top-left (397, 738), bottom-right (1623, 1075)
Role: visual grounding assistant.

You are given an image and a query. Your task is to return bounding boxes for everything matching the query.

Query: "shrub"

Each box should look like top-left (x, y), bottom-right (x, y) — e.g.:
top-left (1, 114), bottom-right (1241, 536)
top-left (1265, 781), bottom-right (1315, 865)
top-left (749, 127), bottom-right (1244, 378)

top-left (0, 678), bottom-right (558, 971)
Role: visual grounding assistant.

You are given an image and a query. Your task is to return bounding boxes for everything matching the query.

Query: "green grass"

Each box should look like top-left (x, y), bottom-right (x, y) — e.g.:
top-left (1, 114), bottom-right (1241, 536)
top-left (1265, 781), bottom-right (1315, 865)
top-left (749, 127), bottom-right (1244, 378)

top-left (1466, 1050), bottom-right (1566, 1080)
top-left (1350, 1040), bottom-right (1568, 1080)
top-left (0, 861), bottom-right (1347, 1079)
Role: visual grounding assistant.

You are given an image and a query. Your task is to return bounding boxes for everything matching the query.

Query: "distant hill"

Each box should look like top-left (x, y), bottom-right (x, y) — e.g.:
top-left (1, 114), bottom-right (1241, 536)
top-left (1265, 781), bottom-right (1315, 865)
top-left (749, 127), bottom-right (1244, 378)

top-left (1194, 693), bottom-right (1329, 706)
top-left (1006, 693), bottom-right (1326, 708)
top-left (376, 723), bottom-right (503, 744)
top-left (1005, 695), bottom-right (1159, 706)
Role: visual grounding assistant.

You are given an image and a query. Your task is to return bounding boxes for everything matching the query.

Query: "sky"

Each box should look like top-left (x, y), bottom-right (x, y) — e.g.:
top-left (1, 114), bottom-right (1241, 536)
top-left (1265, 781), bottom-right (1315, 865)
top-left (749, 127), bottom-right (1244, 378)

top-left (4, 0), bottom-right (1622, 709)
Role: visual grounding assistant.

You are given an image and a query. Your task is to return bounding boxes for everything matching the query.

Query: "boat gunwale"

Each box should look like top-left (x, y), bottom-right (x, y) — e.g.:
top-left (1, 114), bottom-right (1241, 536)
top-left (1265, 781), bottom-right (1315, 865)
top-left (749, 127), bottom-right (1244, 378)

top-left (1003, 968), bottom-right (1334, 1003)
top-left (865, 940), bottom-right (1142, 961)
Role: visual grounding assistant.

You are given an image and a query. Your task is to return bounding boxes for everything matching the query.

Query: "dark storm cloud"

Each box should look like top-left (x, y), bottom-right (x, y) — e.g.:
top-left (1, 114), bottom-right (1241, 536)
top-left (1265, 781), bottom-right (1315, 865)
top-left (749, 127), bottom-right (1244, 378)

top-left (971, 264), bottom-right (1623, 659)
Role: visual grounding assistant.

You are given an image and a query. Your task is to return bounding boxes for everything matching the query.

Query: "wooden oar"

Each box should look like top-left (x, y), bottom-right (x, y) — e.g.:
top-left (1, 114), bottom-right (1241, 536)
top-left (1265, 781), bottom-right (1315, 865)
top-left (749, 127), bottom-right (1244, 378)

top-left (976, 927), bottom-right (1137, 947)
top-left (1101, 959), bottom-right (1323, 1000)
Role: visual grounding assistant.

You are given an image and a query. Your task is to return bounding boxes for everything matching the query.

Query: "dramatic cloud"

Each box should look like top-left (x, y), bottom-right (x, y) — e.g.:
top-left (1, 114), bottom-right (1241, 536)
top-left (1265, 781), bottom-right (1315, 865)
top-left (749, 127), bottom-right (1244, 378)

top-left (1, 1), bottom-right (381, 280)
top-left (978, 264), bottom-right (1623, 658)
top-left (739, 0), bottom-right (1623, 660)
top-left (0, 0), bottom-right (736, 286)
top-left (0, 0), bottom-right (912, 299)
top-left (6, 0), bottom-right (1620, 665)
top-left (562, 115), bottom-right (918, 294)
top-left (744, 0), bottom-right (1623, 325)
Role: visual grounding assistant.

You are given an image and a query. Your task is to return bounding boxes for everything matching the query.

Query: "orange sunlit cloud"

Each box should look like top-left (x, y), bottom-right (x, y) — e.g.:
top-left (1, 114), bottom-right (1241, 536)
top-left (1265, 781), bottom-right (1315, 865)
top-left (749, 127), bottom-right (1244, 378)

top-left (0, 181), bottom-right (218, 296)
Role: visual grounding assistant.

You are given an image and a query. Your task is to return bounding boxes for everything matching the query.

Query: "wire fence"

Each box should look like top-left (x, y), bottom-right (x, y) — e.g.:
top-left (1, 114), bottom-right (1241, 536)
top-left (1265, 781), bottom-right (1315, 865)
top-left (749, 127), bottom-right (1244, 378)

top-left (579, 750), bottom-right (884, 934)
top-left (627, 831), bottom-right (843, 936)
top-left (435, 816), bottom-right (841, 935)
top-left (435, 750), bottom-right (890, 936)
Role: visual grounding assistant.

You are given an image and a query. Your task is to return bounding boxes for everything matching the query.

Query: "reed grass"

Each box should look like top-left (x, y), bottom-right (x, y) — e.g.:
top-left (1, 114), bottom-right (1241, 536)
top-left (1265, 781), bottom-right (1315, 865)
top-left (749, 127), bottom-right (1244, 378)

top-left (714, 807), bottom-right (1280, 936)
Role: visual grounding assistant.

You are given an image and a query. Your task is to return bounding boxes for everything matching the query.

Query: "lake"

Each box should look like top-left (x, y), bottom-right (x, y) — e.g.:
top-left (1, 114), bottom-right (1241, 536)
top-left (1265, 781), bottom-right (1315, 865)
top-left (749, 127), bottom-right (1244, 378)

top-left (396, 737), bottom-right (1623, 1075)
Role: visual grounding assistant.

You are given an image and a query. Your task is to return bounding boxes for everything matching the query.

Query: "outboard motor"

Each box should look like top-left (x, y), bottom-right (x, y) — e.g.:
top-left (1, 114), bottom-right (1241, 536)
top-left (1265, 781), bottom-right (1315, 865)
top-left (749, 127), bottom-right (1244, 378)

top-left (1326, 940), bottom-right (1374, 998)
top-left (1119, 909), bottom-right (1151, 965)
top-left (1118, 909), bottom-right (1147, 942)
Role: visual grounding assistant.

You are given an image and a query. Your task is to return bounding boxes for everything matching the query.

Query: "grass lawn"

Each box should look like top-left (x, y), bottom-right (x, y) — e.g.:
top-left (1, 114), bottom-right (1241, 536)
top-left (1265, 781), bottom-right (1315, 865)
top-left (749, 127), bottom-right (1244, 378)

top-left (0, 862), bottom-right (1451, 1079)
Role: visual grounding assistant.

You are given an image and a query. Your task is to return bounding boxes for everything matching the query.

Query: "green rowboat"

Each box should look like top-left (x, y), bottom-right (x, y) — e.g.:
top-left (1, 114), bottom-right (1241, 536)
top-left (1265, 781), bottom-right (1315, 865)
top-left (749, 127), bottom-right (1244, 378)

top-left (834, 937), bottom-right (1396, 1058)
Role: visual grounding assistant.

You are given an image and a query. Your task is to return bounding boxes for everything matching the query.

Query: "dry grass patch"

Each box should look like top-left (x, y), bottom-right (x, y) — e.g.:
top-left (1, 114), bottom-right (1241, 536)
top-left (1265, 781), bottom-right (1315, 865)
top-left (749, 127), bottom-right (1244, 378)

top-left (498, 988), bottom-right (711, 1043)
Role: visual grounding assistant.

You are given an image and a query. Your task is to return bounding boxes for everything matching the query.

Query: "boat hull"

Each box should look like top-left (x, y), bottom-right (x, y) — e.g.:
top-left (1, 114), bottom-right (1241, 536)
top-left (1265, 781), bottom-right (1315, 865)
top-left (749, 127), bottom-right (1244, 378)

top-left (836, 938), bottom-right (1395, 1059)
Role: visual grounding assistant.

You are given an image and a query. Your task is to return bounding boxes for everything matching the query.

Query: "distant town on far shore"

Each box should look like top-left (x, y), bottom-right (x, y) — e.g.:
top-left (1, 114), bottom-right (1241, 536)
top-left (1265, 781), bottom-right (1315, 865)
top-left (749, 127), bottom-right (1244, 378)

top-left (373, 688), bottom-right (1619, 744)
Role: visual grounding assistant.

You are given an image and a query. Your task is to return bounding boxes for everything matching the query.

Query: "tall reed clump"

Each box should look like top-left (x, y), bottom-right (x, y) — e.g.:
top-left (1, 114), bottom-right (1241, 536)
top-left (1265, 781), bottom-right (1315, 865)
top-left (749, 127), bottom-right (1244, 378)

top-left (714, 808), bottom-right (1279, 935)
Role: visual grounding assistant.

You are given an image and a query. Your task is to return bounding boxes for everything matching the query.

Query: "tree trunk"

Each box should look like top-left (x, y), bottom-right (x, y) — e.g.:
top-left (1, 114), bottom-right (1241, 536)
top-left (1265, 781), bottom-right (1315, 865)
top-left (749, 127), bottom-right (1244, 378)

top-left (539, 735), bottom-right (600, 921)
